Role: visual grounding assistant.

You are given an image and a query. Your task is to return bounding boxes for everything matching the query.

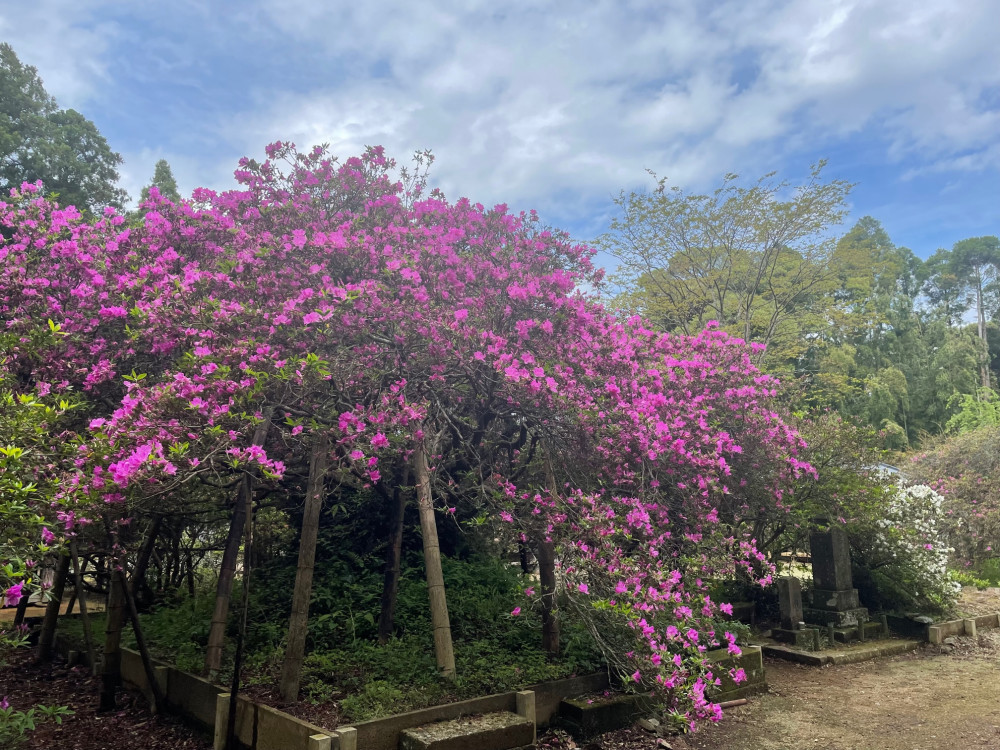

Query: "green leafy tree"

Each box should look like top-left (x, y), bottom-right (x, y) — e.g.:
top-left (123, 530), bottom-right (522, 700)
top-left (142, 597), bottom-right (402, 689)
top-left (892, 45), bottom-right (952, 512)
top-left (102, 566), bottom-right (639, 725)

top-left (139, 159), bottom-right (181, 204)
top-left (0, 43), bottom-right (126, 213)
top-left (923, 248), bottom-right (967, 327)
top-left (599, 163), bottom-right (853, 369)
top-left (950, 236), bottom-right (1000, 388)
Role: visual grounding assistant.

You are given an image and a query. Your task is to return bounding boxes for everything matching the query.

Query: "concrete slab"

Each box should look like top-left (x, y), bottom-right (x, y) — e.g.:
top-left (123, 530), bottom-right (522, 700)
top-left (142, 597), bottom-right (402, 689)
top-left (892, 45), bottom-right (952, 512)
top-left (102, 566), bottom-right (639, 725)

top-left (399, 711), bottom-right (534, 750)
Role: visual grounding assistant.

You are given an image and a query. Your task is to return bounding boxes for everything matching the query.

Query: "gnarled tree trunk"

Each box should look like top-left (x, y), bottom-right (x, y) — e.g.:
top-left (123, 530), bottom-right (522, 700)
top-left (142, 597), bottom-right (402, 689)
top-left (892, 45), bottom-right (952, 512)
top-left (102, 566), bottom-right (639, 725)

top-left (278, 438), bottom-right (329, 703)
top-left (414, 441), bottom-right (455, 678)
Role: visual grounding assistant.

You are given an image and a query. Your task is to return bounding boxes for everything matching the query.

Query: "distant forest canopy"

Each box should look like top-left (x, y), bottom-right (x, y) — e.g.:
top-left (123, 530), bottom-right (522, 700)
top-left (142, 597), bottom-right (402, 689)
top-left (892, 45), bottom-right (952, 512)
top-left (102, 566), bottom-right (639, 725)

top-left (600, 166), bottom-right (1000, 449)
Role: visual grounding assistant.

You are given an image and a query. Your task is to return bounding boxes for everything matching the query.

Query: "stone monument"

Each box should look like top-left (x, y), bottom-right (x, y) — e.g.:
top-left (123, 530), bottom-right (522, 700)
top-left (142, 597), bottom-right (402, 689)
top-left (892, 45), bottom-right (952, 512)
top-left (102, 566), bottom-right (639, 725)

top-left (772, 576), bottom-right (814, 647)
top-left (777, 576), bottom-right (803, 630)
top-left (803, 527), bottom-right (868, 628)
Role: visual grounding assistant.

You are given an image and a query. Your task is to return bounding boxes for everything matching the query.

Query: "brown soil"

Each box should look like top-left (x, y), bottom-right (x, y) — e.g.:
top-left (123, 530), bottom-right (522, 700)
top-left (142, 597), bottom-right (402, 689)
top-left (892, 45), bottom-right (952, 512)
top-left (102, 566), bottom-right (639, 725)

top-left (666, 633), bottom-right (1000, 750)
top-left (954, 585), bottom-right (1000, 617)
top-left (0, 650), bottom-right (210, 750)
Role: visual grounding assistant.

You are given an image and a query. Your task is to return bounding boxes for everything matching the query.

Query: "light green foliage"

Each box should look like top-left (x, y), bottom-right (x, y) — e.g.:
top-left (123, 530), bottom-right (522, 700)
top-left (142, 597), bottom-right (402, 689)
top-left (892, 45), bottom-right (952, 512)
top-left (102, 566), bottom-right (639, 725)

top-left (0, 700), bottom-right (74, 748)
top-left (0, 43), bottom-right (126, 212)
top-left (600, 163), bottom-right (852, 369)
top-left (0, 377), bottom-right (78, 616)
top-left (945, 388), bottom-right (1000, 433)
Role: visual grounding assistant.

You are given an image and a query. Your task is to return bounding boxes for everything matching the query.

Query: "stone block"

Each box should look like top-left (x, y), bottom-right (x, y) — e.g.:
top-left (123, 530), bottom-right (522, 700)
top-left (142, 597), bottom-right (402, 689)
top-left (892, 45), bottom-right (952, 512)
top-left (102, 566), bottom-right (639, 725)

top-left (212, 693), bottom-right (255, 750)
top-left (399, 711), bottom-right (534, 750)
top-left (166, 666), bottom-right (223, 731)
top-left (777, 577), bottom-right (803, 630)
top-left (964, 618), bottom-right (977, 638)
top-left (803, 606), bottom-right (868, 627)
top-left (808, 588), bottom-right (861, 611)
top-left (336, 726), bottom-right (357, 750)
top-left (810, 528), bottom-right (854, 591)
top-left (308, 734), bottom-right (332, 750)
top-left (973, 612), bottom-right (1000, 630)
top-left (928, 625), bottom-right (943, 644)
top-left (516, 690), bottom-right (536, 744)
top-left (772, 627), bottom-right (815, 649)
top-left (558, 693), bottom-right (654, 740)
top-left (257, 702), bottom-right (333, 750)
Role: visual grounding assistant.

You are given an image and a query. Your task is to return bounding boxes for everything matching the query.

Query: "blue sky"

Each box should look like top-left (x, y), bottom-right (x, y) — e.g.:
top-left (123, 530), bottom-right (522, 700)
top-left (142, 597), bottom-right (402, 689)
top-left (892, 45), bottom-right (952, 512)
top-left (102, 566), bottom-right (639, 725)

top-left (3, 0), bottom-right (999, 270)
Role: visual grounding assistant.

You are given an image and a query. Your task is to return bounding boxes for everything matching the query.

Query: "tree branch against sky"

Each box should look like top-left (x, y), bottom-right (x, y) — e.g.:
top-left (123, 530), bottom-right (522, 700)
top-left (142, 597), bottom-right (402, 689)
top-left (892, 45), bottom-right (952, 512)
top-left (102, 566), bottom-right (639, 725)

top-left (599, 163), bottom-right (852, 367)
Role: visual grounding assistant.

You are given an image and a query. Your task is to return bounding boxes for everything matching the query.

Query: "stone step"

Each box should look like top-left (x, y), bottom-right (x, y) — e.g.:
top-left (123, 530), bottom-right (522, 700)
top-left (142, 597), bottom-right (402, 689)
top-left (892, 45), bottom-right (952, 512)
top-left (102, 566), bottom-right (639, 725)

top-left (399, 711), bottom-right (534, 750)
top-left (557, 693), bottom-right (654, 740)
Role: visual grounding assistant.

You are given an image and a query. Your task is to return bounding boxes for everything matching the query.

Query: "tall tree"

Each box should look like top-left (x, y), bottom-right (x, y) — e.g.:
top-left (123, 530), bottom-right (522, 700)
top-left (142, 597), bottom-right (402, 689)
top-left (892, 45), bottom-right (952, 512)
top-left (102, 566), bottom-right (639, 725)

top-left (0, 43), bottom-right (127, 213)
top-left (951, 236), bottom-right (1000, 388)
top-left (140, 159), bottom-right (181, 203)
top-left (600, 163), bottom-right (853, 369)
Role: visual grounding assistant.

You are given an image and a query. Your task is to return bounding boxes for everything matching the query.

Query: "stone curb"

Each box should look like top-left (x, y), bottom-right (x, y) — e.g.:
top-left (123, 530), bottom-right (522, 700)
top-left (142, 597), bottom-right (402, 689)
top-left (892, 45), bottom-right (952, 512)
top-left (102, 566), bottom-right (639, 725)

top-left (761, 639), bottom-right (924, 666)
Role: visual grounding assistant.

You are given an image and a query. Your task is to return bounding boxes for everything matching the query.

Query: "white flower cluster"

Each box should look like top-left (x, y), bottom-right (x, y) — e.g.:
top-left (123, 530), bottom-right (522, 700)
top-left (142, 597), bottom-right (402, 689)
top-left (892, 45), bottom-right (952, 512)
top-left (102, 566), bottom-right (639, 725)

top-left (874, 483), bottom-right (960, 605)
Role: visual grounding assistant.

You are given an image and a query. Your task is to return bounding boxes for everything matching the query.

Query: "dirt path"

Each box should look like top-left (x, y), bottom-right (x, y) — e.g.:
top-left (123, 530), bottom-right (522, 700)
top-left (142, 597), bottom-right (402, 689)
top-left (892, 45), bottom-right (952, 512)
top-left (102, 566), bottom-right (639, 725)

top-left (669, 631), bottom-right (1000, 750)
top-left (0, 598), bottom-right (105, 624)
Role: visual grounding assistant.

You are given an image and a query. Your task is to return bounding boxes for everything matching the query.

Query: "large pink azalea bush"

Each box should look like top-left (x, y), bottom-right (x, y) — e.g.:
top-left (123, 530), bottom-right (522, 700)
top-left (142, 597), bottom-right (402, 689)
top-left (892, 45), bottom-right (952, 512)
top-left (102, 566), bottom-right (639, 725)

top-left (0, 144), bottom-right (812, 727)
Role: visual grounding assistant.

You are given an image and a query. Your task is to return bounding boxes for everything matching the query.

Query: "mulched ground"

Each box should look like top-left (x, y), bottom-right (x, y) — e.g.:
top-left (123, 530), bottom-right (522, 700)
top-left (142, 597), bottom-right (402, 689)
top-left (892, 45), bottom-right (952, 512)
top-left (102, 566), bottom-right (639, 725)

top-left (0, 650), bottom-right (210, 750)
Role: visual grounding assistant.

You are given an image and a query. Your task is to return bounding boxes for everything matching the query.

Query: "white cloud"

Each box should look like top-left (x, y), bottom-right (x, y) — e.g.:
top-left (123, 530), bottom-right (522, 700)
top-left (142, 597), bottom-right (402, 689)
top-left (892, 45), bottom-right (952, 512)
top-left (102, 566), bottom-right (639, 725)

top-left (0, 1), bottom-right (119, 108)
top-left (228, 0), bottom-right (1000, 213)
top-left (1, 0), bottom-right (998, 234)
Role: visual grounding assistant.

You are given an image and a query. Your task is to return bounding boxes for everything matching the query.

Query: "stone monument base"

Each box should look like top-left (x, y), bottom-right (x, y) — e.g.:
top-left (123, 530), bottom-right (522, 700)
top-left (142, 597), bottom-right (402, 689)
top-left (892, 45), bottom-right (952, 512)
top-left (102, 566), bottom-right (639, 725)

top-left (771, 627), bottom-right (816, 649)
top-left (803, 606), bottom-right (869, 627)
top-left (810, 588), bottom-right (862, 611)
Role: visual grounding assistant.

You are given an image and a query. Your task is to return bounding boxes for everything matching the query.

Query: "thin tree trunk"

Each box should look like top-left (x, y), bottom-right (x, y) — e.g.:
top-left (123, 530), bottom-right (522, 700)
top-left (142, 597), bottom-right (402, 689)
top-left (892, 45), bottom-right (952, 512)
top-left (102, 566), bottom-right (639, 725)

top-left (378, 465), bottom-right (410, 645)
top-left (278, 438), bottom-right (329, 703)
top-left (120, 566), bottom-right (165, 713)
top-left (226, 462), bottom-right (257, 750)
top-left (205, 411), bottom-right (272, 679)
top-left (69, 541), bottom-right (97, 674)
top-left (65, 586), bottom-right (77, 615)
top-left (518, 542), bottom-right (531, 575)
top-left (186, 553), bottom-right (196, 598)
top-left (36, 553), bottom-right (70, 662)
top-left (99, 565), bottom-right (126, 711)
top-left (414, 441), bottom-right (455, 679)
top-left (12, 588), bottom-right (30, 629)
top-left (133, 516), bottom-right (162, 608)
top-left (977, 281), bottom-right (991, 390)
top-left (540, 452), bottom-right (561, 655)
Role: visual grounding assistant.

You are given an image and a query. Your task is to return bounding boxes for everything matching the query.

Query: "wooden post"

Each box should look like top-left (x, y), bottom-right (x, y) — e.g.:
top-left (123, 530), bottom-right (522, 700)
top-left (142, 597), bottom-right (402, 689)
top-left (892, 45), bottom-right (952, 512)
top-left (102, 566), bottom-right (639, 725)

top-left (414, 440), bottom-right (455, 678)
top-left (120, 563), bottom-right (166, 713)
top-left (279, 438), bottom-right (329, 703)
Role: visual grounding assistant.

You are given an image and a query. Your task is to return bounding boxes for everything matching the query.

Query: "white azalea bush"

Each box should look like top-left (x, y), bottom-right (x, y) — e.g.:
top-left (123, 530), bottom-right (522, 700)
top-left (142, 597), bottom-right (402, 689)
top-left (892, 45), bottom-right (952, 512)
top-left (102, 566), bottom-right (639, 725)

top-left (851, 483), bottom-right (960, 614)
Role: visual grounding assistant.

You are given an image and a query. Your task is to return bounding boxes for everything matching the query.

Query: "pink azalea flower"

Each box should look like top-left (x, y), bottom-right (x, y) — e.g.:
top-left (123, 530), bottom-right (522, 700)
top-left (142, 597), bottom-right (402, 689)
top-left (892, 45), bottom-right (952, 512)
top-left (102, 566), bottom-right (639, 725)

top-left (4, 582), bottom-right (24, 607)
